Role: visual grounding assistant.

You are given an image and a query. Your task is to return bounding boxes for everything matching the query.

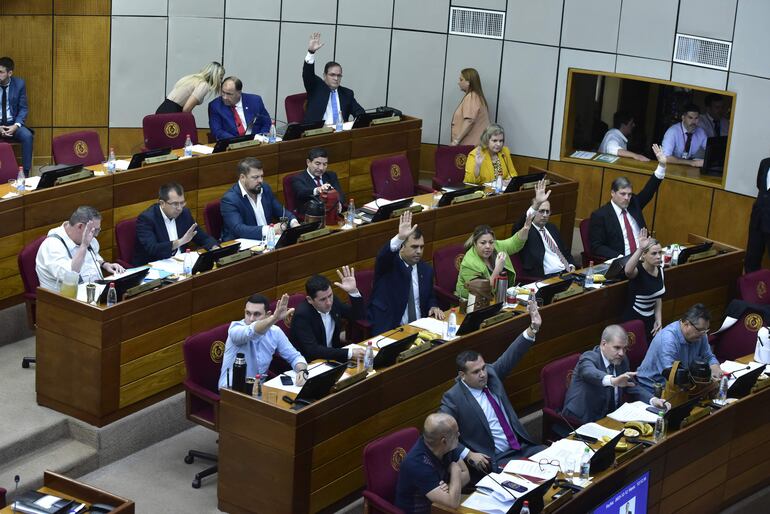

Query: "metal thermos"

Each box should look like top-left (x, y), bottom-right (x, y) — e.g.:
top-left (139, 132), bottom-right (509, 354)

top-left (495, 270), bottom-right (508, 304)
top-left (232, 353), bottom-right (247, 393)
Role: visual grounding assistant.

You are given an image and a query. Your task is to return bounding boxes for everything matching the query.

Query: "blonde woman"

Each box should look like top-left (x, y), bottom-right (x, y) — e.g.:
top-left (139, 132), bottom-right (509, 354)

top-left (450, 68), bottom-right (490, 146)
top-left (622, 228), bottom-right (665, 340)
top-left (464, 124), bottom-right (518, 184)
top-left (156, 61), bottom-right (225, 114)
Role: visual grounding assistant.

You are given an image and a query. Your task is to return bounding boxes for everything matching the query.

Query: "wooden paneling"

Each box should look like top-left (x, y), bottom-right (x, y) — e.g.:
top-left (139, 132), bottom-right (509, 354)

top-left (107, 128), bottom-right (147, 158)
top-left (53, 15), bottom-right (110, 126)
top-left (549, 160), bottom-right (604, 221)
top-left (120, 341), bottom-right (184, 386)
top-left (510, 155), bottom-right (549, 175)
top-left (53, 0), bottom-right (110, 15)
top-left (118, 362), bottom-right (186, 409)
top-left (708, 189), bottom-right (753, 248)
top-left (1, 1), bottom-right (53, 15)
top-left (654, 179), bottom-right (713, 244)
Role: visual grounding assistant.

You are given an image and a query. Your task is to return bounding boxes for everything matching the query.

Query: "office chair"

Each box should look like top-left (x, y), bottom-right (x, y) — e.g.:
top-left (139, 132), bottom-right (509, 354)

top-left (540, 352), bottom-right (580, 443)
top-left (18, 235), bottom-right (47, 367)
top-left (362, 426), bottom-right (419, 514)
top-left (51, 130), bottom-right (106, 166)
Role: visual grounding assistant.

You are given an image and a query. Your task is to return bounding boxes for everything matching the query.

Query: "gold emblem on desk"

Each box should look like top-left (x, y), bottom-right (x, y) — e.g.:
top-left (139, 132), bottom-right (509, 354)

top-left (454, 153), bottom-right (466, 169)
top-left (390, 164), bottom-right (401, 181)
top-left (757, 281), bottom-right (767, 300)
top-left (745, 313), bottom-right (763, 331)
top-left (164, 121), bottom-right (181, 139)
top-left (73, 140), bottom-right (89, 158)
top-left (210, 340), bottom-right (225, 363)
top-left (391, 447), bottom-right (407, 471)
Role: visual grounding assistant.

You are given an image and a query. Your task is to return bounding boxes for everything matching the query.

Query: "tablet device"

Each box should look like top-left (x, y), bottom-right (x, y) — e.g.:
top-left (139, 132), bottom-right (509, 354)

top-left (293, 362), bottom-right (348, 405)
top-left (677, 242), bottom-right (713, 265)
top-left (360, 198), bottom-right (413, 223)
top-left (589, 430), bottom-right (624, 474)
top-left (274, 221), bottom-right (323, 249)
top-left (727, 364), bottom-right (766, 399)
top-left (212, 134), bottom-right (254, 153)
top-left (282, 120), bottom-right (325, 141)
top-left (456, 302), bottom-right (504, 336)
top-left (372, 334), bottom-right (419, 370)
top-left (535, 278), bottom-right (574, 306)
top-left (665, 397), bottom-right (699, 431)
top-left (37, 164), bottom-right (87, 189)
top-left (127, 147), bottom-right (172, 169)
top-left (351, 110), bottom-right (397, 129)
top-left (97, 268), bottom-right (150, 304)
top-left (504, 172), bottom-right (546, 193)
top-left (437, 185), bottom-right (484, 207)
top-left (190, 243), bottom-right (242, 275)
top-left (506, 477), bottom-right (556, 514)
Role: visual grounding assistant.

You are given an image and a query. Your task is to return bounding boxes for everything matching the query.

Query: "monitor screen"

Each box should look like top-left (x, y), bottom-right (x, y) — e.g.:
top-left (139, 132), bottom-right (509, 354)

top-left (592, 471), bottom-right (649, 514)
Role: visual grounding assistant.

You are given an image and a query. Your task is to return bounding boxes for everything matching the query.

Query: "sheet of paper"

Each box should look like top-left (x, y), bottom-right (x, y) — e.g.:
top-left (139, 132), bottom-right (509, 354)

top-left (575, 422), bottom-right (622, 440)
top-left (503, 459), bottom-right (559, 481)
top-left (76, 282), bottom-right (105, 303)
top-left (1, 191), bottom-right (20, 199)
top-left (254, 134), bottom-right (283, 143)
top-left (462, 491), bottom-right (510, 514)
top-left (115, 159), bottom-right (130, 171)
top-left (362, 197), bottom-right (394, 212)
top-left (235, 238), bottom-right (264, 251)
top-left (475, 472), bottom-right (527, 503)
top-left (607, 401), bottom-right (659, 423)
top-left (190, 144), bottom-right (214, 155)
top-left (148, 258), bottom-right (185, 275)
top-left (263, 362), bottom-right (337, 393)
top-left (34, 495), bottom-right (63, 508)
top-left (24, 176), bottom-right (41, 190)
top-left (530, 438), bottom-right (593, 466)
top-left (594, 154), bottom-right (620, 163)
top-left (570, 150), bottom-right (597, 159)
top-left (724, 360), bottom-right (765, 387)
top-left (102, 265), bottom-right (150, 281)
top-left (409, 317), bottom-right (447, 336)
top-left (145, 268), bottom-right (172, 281)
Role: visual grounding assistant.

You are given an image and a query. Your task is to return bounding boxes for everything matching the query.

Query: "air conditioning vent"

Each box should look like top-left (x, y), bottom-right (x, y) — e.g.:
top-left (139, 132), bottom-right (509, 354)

top-left (673, 33), bottom-right (731, 71)
top-left (449, 7), bottom-right (505, 40)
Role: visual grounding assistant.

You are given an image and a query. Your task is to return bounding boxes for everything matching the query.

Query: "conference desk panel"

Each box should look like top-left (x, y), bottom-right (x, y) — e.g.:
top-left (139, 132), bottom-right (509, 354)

top-left (216, 237), bottom-right (744, 514)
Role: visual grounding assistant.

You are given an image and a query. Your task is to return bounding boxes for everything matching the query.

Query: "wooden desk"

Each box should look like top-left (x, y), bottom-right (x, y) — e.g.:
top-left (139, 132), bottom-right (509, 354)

top-left (0, 471), bottom-right (134, 513)
top-left (215, 236), bottom-right (744, 514)
top-left (34, 174), bottom-right (578, 426)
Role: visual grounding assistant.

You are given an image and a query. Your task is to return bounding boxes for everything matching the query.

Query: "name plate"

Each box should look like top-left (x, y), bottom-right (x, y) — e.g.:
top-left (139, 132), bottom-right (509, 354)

top-left (519, 179), bottom-right (551, 191)
top-left (397, 341), bottom-right (432, 363)
top-left (144, 153), bottom-right (179, 165)
top-left (332, 370), bottom-right (368, 392)
top-left (391, 205), bottom-right (424, 218)
top-left (480, 311), bottom-right (515, 329)
top-left (298, 227), bottom-right (331, 242)
top-left (553, 283), bottom-right (584, 302)
top-left (124, 278), bottom-right (164, 299)
top-left (616, 443), bottom-right (644, 464)
top-left (217, 249), bottom-right (253, 267)
top-left (228, 139), bottom-right (261, 151)
top-left (451, 190), bottom-right (484, 205)
top-left (371, 115), bottom-right (401, 126)
top-left (686, 249), bottom-right (719, 263)
top-left (302, 126), bottom-right (335, 138)
top-left (54, 169), bottom-right (94, 186)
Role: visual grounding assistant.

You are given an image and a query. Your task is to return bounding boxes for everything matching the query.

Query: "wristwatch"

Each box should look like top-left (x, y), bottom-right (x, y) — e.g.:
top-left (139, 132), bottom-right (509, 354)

top-left (529, 324), bottom-right (539, 334)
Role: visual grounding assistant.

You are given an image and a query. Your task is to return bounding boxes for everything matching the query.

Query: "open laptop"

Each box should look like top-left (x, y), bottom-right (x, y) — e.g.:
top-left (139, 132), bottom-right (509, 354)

top-left (37, 164), bottom-right (87, 189)
top-left (212, 134), bottom-right (254, 153)
top-left (274, 221), bottom-right (323, 249)
top-left (282, 120), bottom-right (325, 141)
top-left (292, 362), bottom-right (348, 407)
top-left (360, 198), bottom-right (413, 223)
top-left (372, 334), bottom-right (419, 370)
top-left (96, 268), bottom-right (150, 305)
top-left (535, 278), bottom-right (574, 306)
top-left (190, 243), bottom-right (242, 275)
top-left (456, 302), bottom-right (504, 336)
top-left (727, 364), bottom-right (767, 399)
top-left (677, 242), bottom-right (713, 265)
top-left (503, 172), bottom-right (546, 193)
top-left (437, 185), bottom-right (484, 207)
top-left (589, 430), bottom-right (624, 474)
top-left (127, 147), bottom-right (172, 169)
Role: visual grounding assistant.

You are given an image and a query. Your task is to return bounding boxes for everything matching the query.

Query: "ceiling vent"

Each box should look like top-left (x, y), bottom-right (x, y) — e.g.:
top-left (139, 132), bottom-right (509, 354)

top-left (673, 33), bottom-right (731, 71)
top-left (449, 7), bottom-right (505, 40)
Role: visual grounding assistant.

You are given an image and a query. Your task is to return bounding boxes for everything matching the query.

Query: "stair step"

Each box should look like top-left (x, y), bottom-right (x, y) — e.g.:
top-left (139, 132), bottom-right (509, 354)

top-left (0, 420), bottom-right (69, 467)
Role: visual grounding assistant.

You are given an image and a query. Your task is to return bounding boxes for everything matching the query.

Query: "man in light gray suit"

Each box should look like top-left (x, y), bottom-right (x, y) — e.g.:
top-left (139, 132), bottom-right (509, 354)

top-left (439, 301), bottom-right (544, 477)
top-left (562, 325), bottom-right (668, 428)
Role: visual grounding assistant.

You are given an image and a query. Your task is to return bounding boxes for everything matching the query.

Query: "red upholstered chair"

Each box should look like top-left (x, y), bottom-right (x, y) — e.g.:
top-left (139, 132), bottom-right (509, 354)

top-left (0, 142), bottom-right (20, 183)
top-left (285, 93), bottom-right (307, 124)
top-left (142, 112), bottom-right (198, 150)
top-left (204, 200), bottom-right (223, 241)
top-left (712, 309), bottom-right (767, 362)
top-left (370, 155), bottom-right (433, 201)
top-left (183, 322), bottom-right (228, 488)
top-left (540, 352), bottom-right (580, 443)
top-left (432, 244), bottom-right (464, 310)
top-left (51, 130), bottom-right (106, 166)
top-left (362, 427), bottom-right (420, 514)
top-left (0, 486), bottom-right (5, 508)
top-left (619, 319), bottom-right (649, 371)
top-left (282, 172), bottom-right (301, 217)
top-left (737, 270), bottom-right (770, 305)
top-left (266, 292), bottom-right (307, 377)
top-left (350, 268), bottom-right (374, 342)
top-left (433, 145), bottom-right (473, 189)
top-left (579, 218), bottom-right (605, 267)
top-left (509, 252), bottom-right (540, 285)
top-left (114, 217), bottom-right (137, 269)
top-left (18, 235), bottom-right (46, 367)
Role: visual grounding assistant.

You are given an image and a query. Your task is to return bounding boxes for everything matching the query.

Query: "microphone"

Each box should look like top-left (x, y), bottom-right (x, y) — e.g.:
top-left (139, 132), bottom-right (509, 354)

top-left (725, 364), bottom-right (751, 377)
top-left (88, 246), bottom-right (104, 280)
top-left (12, 474), bottom-right (20, 514)
top-left (371, 326), bottom-right (405, 349)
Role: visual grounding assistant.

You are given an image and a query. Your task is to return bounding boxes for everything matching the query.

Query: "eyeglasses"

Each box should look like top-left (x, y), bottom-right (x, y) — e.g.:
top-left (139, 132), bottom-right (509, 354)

top-left (687, 320), bottom-right (710, 335)
top-left (326, 72), bottom-right (343, 78)
top-left (537, 209), bottom-right (551, 214)
top-left (538, 458), bottom-right (560, 472)
top-left (163, 200), bottom-right (186, 209)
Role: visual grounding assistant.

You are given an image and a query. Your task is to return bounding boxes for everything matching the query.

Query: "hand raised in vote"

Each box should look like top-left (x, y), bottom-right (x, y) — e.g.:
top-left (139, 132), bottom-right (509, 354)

top-left (533, 178), bottom-right (551, 208)
top-left (492, 251), bottom-right (507, 275)
top-left (652, 143), bottom-right (667, 166)
top-left (637, 227), bottom-right (651, 251)
top-left (473, 146), bottom-right (484, 173)
top-left (528, 300), bottom-right (542, 332)
top-left (517, 212), bottom-right (535, 239)
top-left (397, 210), bottom-right (417, 241)
top-left (334, 265), bottom-right (359, 295)
top-left (180, 223), bottom-right (198, 246)
top-left (81, 219), bottom-right (99, 248)
top-left (271, 293), bottom-right (295, 322)
top-left (308, 32), bottom-right (325, 53)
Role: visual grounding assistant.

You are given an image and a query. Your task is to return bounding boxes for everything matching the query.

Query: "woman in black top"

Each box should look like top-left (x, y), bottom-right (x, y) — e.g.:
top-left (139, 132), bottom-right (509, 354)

top-left (623, 228), bottom-right (665, 340)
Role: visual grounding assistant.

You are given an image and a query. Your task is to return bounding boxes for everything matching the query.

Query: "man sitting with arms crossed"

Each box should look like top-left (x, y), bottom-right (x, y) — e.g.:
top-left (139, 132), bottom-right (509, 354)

top-left (440, 301), bottom-right (544, 478)
top-left (36, 206), bottom-right (125, 290)
top-left (292, 147), bottom-right (346, 216)
top-left (395, 412), bottom-right (470, 513)
top-left (218, 293), bottom-right (308, 389)
top-left (636, 303), bottom-right (722, 396)
top-left (369, 211), bottom-right (443, 335)
top-left (561, 324), bottom-right (668, 433)
top-left (291, 267), bottom-right (366, 363)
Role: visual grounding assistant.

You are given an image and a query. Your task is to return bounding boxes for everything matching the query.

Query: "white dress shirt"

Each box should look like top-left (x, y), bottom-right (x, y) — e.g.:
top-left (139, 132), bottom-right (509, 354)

top-left (610, 200), bottom-right (639, 257)
top-left (159, 205), bottom-right (180, 256)
top-left (238, 180), bottom-right (270, 238)
top-left (35, 224), bottom-right (105, 290)
top-left (305, 52), bottom-right (343, 124)
top-left (598, 128), bottom-right (627, 156)
top-left (314, 291), bottom-right (362, 359)
top-left (389, 235), bottom-right (421, 324)
top-left (535, 226), bottom-right (567, 275)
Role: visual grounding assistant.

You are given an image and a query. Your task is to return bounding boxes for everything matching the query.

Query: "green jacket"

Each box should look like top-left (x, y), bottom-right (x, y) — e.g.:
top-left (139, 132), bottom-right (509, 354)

top-left (455, 234), bottom-right (526, 299)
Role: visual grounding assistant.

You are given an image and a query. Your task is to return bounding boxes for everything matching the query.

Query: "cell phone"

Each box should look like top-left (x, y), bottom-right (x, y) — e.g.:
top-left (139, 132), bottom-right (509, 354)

top-left (645, 406), bottom-right (659, 414)
top-left (280, 375), bottom-right (293, 386)
top-left (501, 480), bottom-right (528, 493)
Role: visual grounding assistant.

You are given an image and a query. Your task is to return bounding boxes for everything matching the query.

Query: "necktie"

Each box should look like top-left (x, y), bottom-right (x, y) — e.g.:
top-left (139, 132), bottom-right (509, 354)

top-left (407, 265), bottom-right (417, 322)
top-left (1, 85), bottom-right (7, 126)
top-left (330, 90), bottom-right (340, 125)
top-left (684, 132), bottom-right (693, 154)
top-left (314, 176), bottom-right (322, 188)
top-left (231, 105), bottom-right (246, 136)
top-left (713, 119), bottom-right (721, 136)
top-left (482, 387), bottom-right (520, 451)
top-left (621, 210), bottom-right (637, 254)
top-left (607, 364), bottom-right (617, 411)
top-left (541, 228), bottom-right (569, 269)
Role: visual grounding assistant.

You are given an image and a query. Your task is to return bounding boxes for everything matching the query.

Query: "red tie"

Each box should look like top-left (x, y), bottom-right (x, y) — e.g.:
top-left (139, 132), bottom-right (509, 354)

top-left (231, 105), bottom-right (245, 136)
top-left (314, 177), bottom-right (322, 188)
top-left (621, 210), bottom-right (637, 254)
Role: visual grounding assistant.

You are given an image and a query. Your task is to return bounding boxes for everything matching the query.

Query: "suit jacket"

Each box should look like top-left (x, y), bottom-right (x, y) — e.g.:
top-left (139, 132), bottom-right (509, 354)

top-left (439, 333), bottom-right (537, 465)
top-left (302, 61), bottom-right (364, 123)
top-left (752, 158), bottom-right (770, 234)
top-left (589, 175), bottom-right (662, 260)
top-left (290, 295), bottom-right (365, 362)
top-left (2, 77), bottom-right (29, 126)
top-left (562, 346), bottom-right (651, 424)
top-left (368, 241), bottom-right (439, 335)
top-left (208, 93), bottom-right (271, 141)
top-left (292, 170), bottom-right (346, 215)
top-left (132, 204), bottom-right (217, 266)
top-left (512, 215), bottom-right (575, 278)
top-left (220, 182), bottom-right (296, 241)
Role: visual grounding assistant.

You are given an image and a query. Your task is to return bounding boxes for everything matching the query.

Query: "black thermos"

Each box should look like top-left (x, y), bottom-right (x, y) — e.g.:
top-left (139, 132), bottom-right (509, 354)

top-left (232, 353), bottom-right (247, 393)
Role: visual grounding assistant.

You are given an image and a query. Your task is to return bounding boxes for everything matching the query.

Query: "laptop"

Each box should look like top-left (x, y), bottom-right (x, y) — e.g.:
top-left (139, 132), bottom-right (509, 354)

top-left (727, 364), bottom-right (767, 399)
top-left (506, 477), bottom-right (556, 514)
top-left (503, 172), bottom-right (546, 193)
top-left (589, 430), bottom-right (624, 474)
top-left (603, 255), bottom-right (631, 281)
top-left (701, 136), bottom-right (727, 176)
top-left (456, 302), bottom-right (504, 336)
top-left (190, 243), bottom-right (242, 275)
top-left (535, 278), bottom-right (574, 306)
top-left (96, 268), bottom-right (150, 305)
top-left (360, 198), bottom-right (413, 223)
top-left (212, 134), bottom-right (254, 153)
top-left (372, 334), bottom-right (419, 370)
top-left (37, 164), bottom-right (87, 189)
top-left (282, 120), bottom-right (325, 141)
top-left (292, 362), bottom-right (348, 406)
top-left (677, 242), bottom-right (713, 265)
top-left (274, 221), bottom-right (323, 249)
top-left (665, 397), bottom-right (700, 431)
top-left (127, 147), bottom-right (172, 169)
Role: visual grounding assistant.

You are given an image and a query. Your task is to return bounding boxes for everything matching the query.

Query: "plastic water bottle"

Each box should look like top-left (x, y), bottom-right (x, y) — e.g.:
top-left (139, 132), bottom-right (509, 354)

top-left (184, 134), bottom-right (193, 157)
top-left (654, 410), bottom-right (667, 442)
top-left (494, 172), bottom-right (503, 194)
top-left (346, 198), bottom-right (356, 227)
top-left (266, 225), bottom-right (276, 250)
top-left (579, 447), bottom-right (591, 479)
top-left (106, 283), bottom-right (117, 307)
top-left (335, 115), bottom-right (343, 133)
top-left (520, 501), bottom-right (530, 514)
top-left (584, 260), bottom-right (594, 288)
top-left (106, 147), bottom-right (116, 174)
top-left (363, 341), bottom-right (374, 370)
top-left (716, 372), bottom-right (729, 405)
top-left (446, 308), bottom-right (458, 339)
top-left (268, 120), bottom-right (277, 143)
top-left (16, 167), bottom-right (25, 192)
top-left (182, 249), bottom-right (193, 276)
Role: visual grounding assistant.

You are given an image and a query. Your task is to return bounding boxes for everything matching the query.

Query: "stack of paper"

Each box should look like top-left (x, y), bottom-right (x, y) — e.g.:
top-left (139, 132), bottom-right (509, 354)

top-left (575, 422), bottom-right (621, 440)
top-left (530, 438), bottom-right (593, 466)
top-left (607, 401), bottom-right (659, 423)
top-left (409, 317), bottom-right (447, 337)
top-left (190, 144), bottom-right (214, 155)
top-left (503, 459), bottom-right (559, 480)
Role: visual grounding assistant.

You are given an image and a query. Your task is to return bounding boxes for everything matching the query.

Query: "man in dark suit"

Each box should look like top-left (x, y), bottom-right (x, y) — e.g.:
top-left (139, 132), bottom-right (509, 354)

top-left (369, 211), bottom-right (443, 335)
top-left (512, 180), bottom-right (575, 278)
top-left (589, 144), bottom-right (667, 260)
top-left (208, 76), bottom-right (271, 140)
top-left (302, 32), bottom-right (364, 124)
top-left (133, 182), bottom-right (217, 266)
top-left (291, 270), bottom-right (366, 362)
top-left (291, 147), bottom-right (346, 216)
top-left (562, 325), bottom-right (667, 427)
top-left (439, 302), bottom-right (544, 476)
top-left (745, 157), bottom-right (770, 272)
top-left (220, 157), bottom-right (298, 242)
top-left (0, 57), bottom-right (34, 174)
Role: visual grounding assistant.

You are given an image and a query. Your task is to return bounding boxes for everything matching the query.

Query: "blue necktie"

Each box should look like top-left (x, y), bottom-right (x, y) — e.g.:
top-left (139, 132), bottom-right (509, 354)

top-left (330, 90), bottom-right (340, 124)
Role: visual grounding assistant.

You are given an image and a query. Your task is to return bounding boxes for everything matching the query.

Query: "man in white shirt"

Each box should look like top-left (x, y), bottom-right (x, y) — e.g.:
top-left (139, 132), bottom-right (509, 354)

top-left (598, 111), bottom-right (650, 162)
top-left (35, 206), bottom-right (125, 290)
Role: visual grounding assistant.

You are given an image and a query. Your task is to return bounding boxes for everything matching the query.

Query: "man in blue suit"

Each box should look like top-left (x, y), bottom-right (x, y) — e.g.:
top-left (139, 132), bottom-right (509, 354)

top-left (368, 211), bottom-right (443, 335)
top-left (220, 157), bottom-right (298, 242)
top-left (0, 57), bottom-right (34, 174)
top-left (133, 182), bottom-right (217, 266)
top-left (208, 76), bottom-right (271, 140)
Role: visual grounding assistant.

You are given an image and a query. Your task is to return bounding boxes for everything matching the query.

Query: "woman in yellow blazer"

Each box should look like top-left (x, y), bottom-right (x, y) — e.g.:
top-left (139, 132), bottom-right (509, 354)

top-left (464, 123), bottom-right (518, 184)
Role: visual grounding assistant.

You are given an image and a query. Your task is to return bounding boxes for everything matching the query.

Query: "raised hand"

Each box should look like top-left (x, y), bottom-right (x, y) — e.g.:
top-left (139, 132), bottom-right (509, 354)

top-left (529, 300), bottom-right (542, 331)
top-left (180, 223), bottom-right (198, 246)
top-left (81, 220), bottom-right (98, 248)
top-left (652, 143), bottom-right (667, 166)
top-left (518, 212), bottom-right (535, 239)
top-left (533, 179), bottom-right (551, 207)
top-left (308, 32), bottom-right (324, 53)
top-left (397, 210), bottom-right (417, 241)
top-left (493, 251), bottom-right (507, 274)
top-left (637, 227), bottom-right (651, 251)
top-left (272, 293), bottom-right (294, 322)
top-left (334, 265), bottom-right (358, 294)
top-left (474, 146), bottom-right (484, 173)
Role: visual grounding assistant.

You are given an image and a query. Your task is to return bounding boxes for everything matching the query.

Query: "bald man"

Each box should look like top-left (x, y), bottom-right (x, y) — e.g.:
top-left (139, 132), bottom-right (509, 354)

top-left (395, 413), bottom-right (470, 513)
